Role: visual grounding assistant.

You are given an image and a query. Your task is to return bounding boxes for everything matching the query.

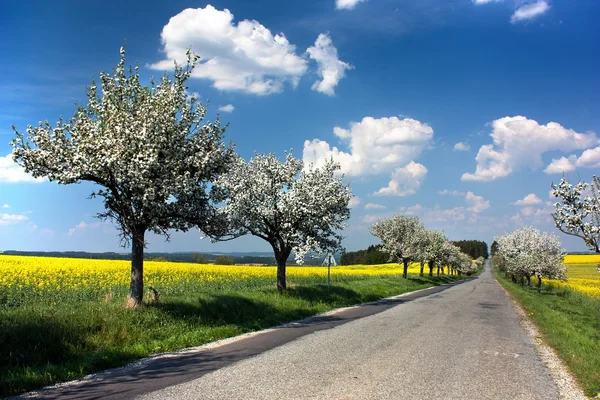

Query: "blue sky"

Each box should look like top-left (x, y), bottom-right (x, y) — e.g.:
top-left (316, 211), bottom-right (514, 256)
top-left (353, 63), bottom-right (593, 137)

top-left (1, 0), bottom-right (599, 253)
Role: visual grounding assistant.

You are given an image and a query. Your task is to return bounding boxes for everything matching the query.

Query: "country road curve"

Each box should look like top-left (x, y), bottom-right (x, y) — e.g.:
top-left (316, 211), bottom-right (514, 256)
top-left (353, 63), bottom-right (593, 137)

top-left (137, 261), bottom-right (557, 400)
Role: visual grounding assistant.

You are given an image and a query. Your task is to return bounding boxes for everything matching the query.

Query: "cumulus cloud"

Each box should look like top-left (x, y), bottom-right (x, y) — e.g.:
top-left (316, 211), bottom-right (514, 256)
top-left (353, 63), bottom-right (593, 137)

top-left (365, 203), bottom-right (385, 210)
top-left (0, 154), bottom-right (44, 183)
top-left (0, 213), bottom-right (28, 226)
top-left (454, 142), bottom-right (470, 151)
top-left (336, 0), bottom-right (367, 10)
top-left (465, 191), bottom-right (490, 213)
top-left (462, 116), bottom-right (598, 182)
top-left (375, 162), bottom-right (427, 197)
top-left (2, 204), bottom-right (9, 209)
top-left (545, 146), bottom-right (600, 174)
top-left (306, 34), bottom-right (353, 96)
top-left (514, 193), bottom-right (542, 206)
top-left (218, 104), bottom-right (235, 113)
top-left (303, 116), bottom-right (433, 177)
top-left (511, 1), bottom-right (550, 23)
top-left (150, 6), bottom-right (308, 95)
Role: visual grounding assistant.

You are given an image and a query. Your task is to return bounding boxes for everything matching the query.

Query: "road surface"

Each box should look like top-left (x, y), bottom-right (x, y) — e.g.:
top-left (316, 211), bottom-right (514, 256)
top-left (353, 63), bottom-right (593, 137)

top-left (19, 262), bottom-right (558, 399)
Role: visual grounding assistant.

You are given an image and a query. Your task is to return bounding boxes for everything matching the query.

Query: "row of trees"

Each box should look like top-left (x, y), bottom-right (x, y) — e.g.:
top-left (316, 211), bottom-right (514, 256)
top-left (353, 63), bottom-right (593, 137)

top-left (11, 48), bottom-right (352, 306)
top-left (369, 215), bottom-right (482, 279)
top-left (493, 227), bottom-right (566, 293)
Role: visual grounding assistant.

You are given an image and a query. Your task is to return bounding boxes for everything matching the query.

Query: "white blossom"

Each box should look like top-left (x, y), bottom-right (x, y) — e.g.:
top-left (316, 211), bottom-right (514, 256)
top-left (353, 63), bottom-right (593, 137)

top-left (551, 176), bottom-right (600, 253)
top-left (495, 227), bottom-right (566, 283)
top-left (11, 47), bottom-right (235, 306)
top-left (370, 215), bottom-right (425, 278)
top-left (212, 151), bottom-right (352, 291)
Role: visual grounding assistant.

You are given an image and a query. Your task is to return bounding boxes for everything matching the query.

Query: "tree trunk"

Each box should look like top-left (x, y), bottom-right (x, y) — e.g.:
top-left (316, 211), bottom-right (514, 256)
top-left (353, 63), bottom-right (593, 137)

top-left (429, 261), bottom-right (434, 277)
top-left (402, 259), bottom-right (409, 279)
top-left (537, 276), bottom-right (542, 294)
top-left (420, 262), bottom-right (424, 277)
top-left (274, 246), bottom-right (292, 293)
top-left (276, 255), bottom-right (287, 293)
top-left (526, 275), bottom-right (531, 287)
top-left (437, 265), bottom-right (440, 277)
top-left (127, 228), bottom-right (145, 308)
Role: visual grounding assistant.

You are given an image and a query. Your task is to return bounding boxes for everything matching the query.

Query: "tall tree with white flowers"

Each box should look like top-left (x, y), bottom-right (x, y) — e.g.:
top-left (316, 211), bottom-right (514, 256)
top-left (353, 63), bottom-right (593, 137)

top-left (211, 152), bottom-right (352, 292)
top-left (11, 48), bottom-right (235, 307)
top-left (551, 176), bottom-right (600, 253)
top-left (370, 215), bottom-right (425, 279)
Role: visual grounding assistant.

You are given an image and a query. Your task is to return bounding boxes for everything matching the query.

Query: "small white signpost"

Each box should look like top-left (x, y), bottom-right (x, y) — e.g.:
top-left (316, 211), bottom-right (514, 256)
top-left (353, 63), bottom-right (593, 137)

top-left (322, 252), bottom-right (337, 287)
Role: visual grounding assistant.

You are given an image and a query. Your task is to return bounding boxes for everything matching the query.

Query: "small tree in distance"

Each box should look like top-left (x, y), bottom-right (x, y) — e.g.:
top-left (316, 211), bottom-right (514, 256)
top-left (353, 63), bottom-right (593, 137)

top-left (211, 152), bottom-right (352, 292)
top-left (11, 48), bottom-right (235, 307)
top-left (370, 215), bottom-right (425, 279)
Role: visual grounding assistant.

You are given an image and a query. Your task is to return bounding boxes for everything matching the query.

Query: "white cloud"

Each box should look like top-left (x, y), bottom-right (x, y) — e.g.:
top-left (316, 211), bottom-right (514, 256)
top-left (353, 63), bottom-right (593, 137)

top-left (306, 34), bottom-right (353, 96)
top-left (375, 161), bottom-right (427, 197)
top-left (465, 191), bottom-right (490, 213)
top-left (511, 1), bottom-right (550, 23)
top-left (544, 155), bottom-right (576, 174)
top-left (348, 196), bottom-right (361, 208)
top-left (150, 6), bottom-right (308, 95)
top-left (472, 0), bottom-right (503, 4)
top-left (365, 203), bottom-right (385, 210)
top-left (514, 193), bottom-right (542, 206)
top-left (462, 116), bottom-right (598, 182)
top-left (2, 204), bottom-right (9, 209)
top-left (336, 0), bottom-right (367, 10)
top-left (438, 189), bottom-right (465, 196)
top-left (545, 146), bottom-right (600, 174)
top-left (0, 213), bottom-right (28, 226)
top-left (454, 142), bottom-right (470, 151)
top-left (303, 116), bottom-right (433, 177)
top-left (218, 104), bottom-right (235, 113)
top-left (0, 154), bottom-right (45, 183)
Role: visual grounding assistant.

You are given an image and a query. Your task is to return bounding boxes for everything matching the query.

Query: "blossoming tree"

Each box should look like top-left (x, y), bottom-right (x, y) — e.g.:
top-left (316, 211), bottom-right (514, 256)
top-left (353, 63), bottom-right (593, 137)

top-left (370, 215), bottom-right (425, 279)
top-left (416, 230), bottom-right (447, 277)
top-left (551, 176), bottom-right (600, 253)
top-left (211, 152), bottom-right (352, 292)
top-left (495, 227), bottom-right (566, 292)
top-left (11, 48), bottom-right (235, 307)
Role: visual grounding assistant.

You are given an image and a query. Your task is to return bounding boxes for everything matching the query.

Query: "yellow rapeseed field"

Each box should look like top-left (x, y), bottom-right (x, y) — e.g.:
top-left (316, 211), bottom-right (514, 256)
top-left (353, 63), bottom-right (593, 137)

top-left (0, 255), bottom-right (421, 298)
top-left (547, 254), bottom-right (600, 298)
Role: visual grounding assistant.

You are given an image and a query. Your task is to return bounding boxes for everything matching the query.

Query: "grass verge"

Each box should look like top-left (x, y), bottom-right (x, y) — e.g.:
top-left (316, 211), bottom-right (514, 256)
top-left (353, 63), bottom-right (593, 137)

top-left (493, 267), bottom-right (600, 397)
top-left (1, 274), bottom-right (461, 397)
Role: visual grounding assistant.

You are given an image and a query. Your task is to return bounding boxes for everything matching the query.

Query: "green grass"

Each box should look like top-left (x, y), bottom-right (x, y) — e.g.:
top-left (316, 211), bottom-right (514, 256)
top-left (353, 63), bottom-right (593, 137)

top-left (494, 267), bottom-right (600, 397)
top-left (0, 273), bottom-right (461, 397)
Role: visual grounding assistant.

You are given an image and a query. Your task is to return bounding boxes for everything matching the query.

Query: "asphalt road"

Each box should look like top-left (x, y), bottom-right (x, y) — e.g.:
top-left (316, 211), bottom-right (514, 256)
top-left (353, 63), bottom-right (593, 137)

top-left (138, 262), bottom-right (557, 400)
top-left (18, 262), bottom-right (558, 399)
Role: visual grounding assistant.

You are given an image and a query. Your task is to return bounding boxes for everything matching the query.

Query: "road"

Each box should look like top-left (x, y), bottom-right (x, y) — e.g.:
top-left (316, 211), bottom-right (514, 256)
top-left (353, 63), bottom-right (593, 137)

top-left (19, 262), bottom-right (558, 399)
top-left (139, 262), bottom-right (557, 400)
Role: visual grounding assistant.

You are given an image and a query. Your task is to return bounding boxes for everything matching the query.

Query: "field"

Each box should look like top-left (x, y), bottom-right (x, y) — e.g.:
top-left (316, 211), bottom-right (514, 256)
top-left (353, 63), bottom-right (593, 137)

top-left (0, 255), bottom-right (456, 397)
top-left (546, 254), bottom-right (600, 299)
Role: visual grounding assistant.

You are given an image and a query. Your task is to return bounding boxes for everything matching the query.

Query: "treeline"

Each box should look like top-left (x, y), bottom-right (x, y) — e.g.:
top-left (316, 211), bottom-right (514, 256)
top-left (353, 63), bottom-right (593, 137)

top-left (339, 245), bottom-right (388, 265)
top-left (340, 240), bottom-right (488, 265)
top-left (450, 240), bottom-right (488, 259)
